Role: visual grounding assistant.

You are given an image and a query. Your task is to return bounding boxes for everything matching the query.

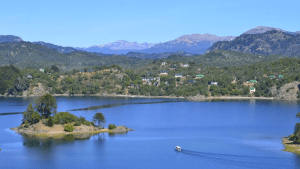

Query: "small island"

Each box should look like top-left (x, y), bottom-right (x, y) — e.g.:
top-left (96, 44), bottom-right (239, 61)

top-left (11, 94), bottom-right (133, 139)
top-left (283, 112), bottom-right (300, 155)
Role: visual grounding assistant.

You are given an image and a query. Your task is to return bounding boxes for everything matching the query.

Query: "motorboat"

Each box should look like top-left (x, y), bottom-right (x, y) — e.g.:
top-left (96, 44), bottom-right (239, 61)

top-left (175, 146), bottom-right (181, 151)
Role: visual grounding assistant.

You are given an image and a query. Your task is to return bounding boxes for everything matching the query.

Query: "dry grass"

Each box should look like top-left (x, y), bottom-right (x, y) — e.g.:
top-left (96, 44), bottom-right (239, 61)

top-left (282, 138), bottom-right (300, 155)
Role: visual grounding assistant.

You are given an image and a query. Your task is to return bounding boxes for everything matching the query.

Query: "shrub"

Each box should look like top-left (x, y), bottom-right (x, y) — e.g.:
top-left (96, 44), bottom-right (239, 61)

top-left (82, 121), bottom-right (91, 126)
top-left (53, 112), bottom-right (77, 124)
top-left (64, 124), bottom-right (74, 132)
top-left (74, 121), bottom-right (81, 126)
top-left (47, 116), bottom-right (54, 127)
top-left (108, 124), bottom-right (116, 130)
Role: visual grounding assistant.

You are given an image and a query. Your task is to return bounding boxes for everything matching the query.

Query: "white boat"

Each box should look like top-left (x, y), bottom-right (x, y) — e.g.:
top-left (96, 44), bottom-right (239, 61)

top-left (175, 146), bottom-right (181, 151)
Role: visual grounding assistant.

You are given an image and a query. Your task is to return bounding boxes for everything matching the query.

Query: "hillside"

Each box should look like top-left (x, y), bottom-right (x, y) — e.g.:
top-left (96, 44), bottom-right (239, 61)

top-left (0, 42), bottom-right (152, 71)
top-left (208, 30), bottom-right (300, 56)
top-left (33, 41), bottom-right (78, 53)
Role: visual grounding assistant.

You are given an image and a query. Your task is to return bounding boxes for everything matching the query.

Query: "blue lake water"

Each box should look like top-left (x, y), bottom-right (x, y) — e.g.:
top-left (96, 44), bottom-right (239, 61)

top-left (0, 96), bottom-right (300, 169)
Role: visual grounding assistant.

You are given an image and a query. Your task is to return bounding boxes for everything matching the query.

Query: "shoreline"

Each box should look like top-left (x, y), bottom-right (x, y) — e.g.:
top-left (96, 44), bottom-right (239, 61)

top-left (0, 93), bottom-right (284, 101)
top-left (282, 137), bottom-right (300, 155)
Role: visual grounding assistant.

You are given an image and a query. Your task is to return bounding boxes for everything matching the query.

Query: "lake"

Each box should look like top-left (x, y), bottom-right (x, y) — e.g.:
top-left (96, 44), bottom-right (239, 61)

top-left (0, 96), bottom-right (300, 169)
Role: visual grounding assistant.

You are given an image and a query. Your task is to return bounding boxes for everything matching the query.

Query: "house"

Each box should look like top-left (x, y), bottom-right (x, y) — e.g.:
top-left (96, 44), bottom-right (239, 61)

top-left (27, 74), bottom-right (32, 79)
top-left (80, 70), bottom-right (84, 73)
top-left (156, 77), bottom-right (160, 81)
top-left (187, 80), bottom-right (195, 84)
top-left (210, 82), bottom-right (218, 85)
top-left (154, 81), bottom-right (159, 86)
top-left (248, 80), bottom-right (257, 83)
top-left (196, 74), bottom-right (204, 79)
top-left (161, 62), bottom-right (167, 65)
top-left (142, 77), bottom-right (154, 81)
top-left (39, 69), bottom-right (44, 73)
top-left (88, 69), bottom-right (93, 73)
top-left (278, 75), bottom-right (283, 79)
top-left (159, 70), bottom-right (168, 75)
top-left (175, 73), bottom-right (183, 78)
top-left (165, 81), bottom-right (169, 85)
top-left (130, 84), bottom-right (135, 88)
top-left (250, 87), bottom-right (256, 93)
top-left (182, 64), bottom-right (189, 67)
top-left (270, 75), bottom-right (275, 79)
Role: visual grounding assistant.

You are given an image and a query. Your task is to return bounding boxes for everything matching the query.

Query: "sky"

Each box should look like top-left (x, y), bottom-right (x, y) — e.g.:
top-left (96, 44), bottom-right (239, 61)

top-left (0, 0), bottom-right (299, 47)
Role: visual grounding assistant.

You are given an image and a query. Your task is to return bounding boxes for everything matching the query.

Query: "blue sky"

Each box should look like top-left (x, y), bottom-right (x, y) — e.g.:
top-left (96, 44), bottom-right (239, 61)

top-left (0, 0), bottom-right (299, 47)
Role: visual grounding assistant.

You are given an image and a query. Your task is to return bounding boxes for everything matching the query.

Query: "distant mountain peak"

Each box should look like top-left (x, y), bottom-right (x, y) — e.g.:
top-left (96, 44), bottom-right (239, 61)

top-left (173, 33), bottom-right (236, 44)
top-left (243, 26), bottom-right (285, 34)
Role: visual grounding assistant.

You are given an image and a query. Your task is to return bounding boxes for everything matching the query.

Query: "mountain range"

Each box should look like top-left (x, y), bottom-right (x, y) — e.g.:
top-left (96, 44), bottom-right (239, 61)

top-left (77, 34), bottom-right (235, 54)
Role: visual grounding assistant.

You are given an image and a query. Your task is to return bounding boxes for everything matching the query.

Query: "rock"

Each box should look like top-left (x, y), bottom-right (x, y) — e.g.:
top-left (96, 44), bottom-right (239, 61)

top-left (112, 126), bottom-right (133, 133)
top-left (274, 81), bottom-right (300, 100)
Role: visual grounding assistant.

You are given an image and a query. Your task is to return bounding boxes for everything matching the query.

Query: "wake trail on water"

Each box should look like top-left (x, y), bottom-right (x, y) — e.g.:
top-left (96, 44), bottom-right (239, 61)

top-left (180, 149), bottom-right (294, 169)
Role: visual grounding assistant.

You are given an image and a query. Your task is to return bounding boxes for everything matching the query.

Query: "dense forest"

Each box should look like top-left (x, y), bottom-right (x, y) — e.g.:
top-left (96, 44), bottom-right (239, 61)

top-left (1, 57), bottom-right (300, 98)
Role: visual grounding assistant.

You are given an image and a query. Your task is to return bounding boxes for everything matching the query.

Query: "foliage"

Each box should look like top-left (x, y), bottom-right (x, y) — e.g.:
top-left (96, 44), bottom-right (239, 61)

top-left (64, 124), bottom-right (74, 132)
top-left (74, 121), bottom-right (81, 126)
top-left (108, 124), bottom-right (116, 130)
top-left (47, 116), bottom-right (54, 127)
top-left (34, 94), bottom-right (57, 118)
top-left (53, 112), bottom-right (77, 124)
top-left (22, 103), bottom-right (41, 125)
top-left (93, 113), bottom-right (106, 128)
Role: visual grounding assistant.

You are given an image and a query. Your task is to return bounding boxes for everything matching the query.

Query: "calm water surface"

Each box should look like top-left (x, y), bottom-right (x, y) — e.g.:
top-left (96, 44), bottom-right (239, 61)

top-left (0, 96), bottom-right (300, 169)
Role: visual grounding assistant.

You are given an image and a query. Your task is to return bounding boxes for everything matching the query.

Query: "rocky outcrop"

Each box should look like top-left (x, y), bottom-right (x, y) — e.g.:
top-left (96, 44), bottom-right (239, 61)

top-left (30, 83), bottom-right (49, 96)
top-left (272, 81), bottom-right (300, 100)
top-left (111, 126), bottom-right (133, 133)
top-left (186, 94), bottom-right (206, 101)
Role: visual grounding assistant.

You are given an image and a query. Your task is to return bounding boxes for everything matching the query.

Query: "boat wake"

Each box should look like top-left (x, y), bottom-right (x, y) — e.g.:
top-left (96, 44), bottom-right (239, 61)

top-left (180, 149), bottom-right (293, 169)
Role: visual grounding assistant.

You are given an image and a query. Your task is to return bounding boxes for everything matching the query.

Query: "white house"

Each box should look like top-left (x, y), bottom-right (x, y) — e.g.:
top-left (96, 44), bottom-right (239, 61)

top-left (159, 70), bottom-right (168, 75)
top-left (175, 73), bottom-right (183, 78)
top-left (250, 87), bottom-right (256, 93)
top-left (161, 62), bottom-right (167, 65)
top-left (210, 82), bottom-right (218, 85)
top-left (182, 64), bottom-right (189, 67)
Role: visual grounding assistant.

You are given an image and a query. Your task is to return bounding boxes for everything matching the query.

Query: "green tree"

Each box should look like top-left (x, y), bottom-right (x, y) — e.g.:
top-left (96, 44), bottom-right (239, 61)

top-left (93, 113), bottom-right (106, 128)
top-left (47, 116), bottom-right (54, 127)
top-left (34, 94), bottom-right (57, 118)
top-left (22, 103), bottom-right (41, 124)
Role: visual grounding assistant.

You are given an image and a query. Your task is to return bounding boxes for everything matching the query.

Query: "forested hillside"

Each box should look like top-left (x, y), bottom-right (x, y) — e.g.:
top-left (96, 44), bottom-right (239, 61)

top-left (208, 30), bottom-right (300, 56)
top-left (1, 57), bottom-right (300, 99)
top-left (0, 42), bottom-right (152, 70)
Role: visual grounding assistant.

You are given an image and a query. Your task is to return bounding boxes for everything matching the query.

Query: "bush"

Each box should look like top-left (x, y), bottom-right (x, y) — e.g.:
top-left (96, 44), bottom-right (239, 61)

top-left (74, 121), bottom-right (81, 126)
top-left (108, 124), bottom-right (116, 130)
top-left (82, 121), bottom-right (92, 126)
top-left (47, 116), bottom-right (54, 127)
top-left (64, 124), bottom-right (74, 132)
top-left (53, 112), bottom-right (77, 124)
top-left (289, 134), bottom-right (296, 141)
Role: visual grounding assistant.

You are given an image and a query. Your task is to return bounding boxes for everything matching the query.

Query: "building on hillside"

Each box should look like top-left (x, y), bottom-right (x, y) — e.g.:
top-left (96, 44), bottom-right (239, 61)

top-left (270, 75), bottom-right (275, 79)
top-left (80, 70), bottom-right (84, 73)
top-left (156, 77), bottom-right (160, 81)
top-left (175, 73), bottom-right (183, 78)
top-left (278, 75), bottom-right (283, 79)
top-left (169, 65), bottom-right (178, 70)
top-left (187, 80), bottom-right (195, 84)
top-left (196, 74), bottom-right (204, 79)
top-left (154, 81), bottom-right (159, 86)
top-left (182, 64), bottom-right (189, 67)
top-left (161, 62), bottom-right (167, 65)
top-left (142, 77), bottom-right (154, 81)
top-left (250, 87), bottom-right (256, 93)
top-left (39, 69), bottom-right (44, 73)
top-left (248, 80), bottom-right (257, 83)
top-left (159, 70), bottom-right (168, 75)
top-left (27, 74), bottom-right (32, 79)
top-left (165, 81), bottom-right (169, 85)
top-left (210, 82), bottom-right (218, 85)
